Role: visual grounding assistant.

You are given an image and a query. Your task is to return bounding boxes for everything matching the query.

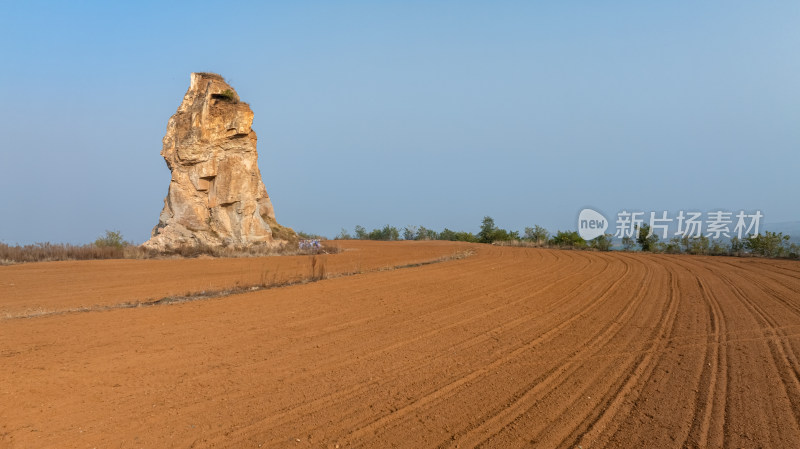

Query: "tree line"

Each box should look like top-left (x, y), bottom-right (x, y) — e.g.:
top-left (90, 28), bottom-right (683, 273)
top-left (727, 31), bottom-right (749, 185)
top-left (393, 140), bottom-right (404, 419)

top-left (333, 216), bottom-right (799, 259)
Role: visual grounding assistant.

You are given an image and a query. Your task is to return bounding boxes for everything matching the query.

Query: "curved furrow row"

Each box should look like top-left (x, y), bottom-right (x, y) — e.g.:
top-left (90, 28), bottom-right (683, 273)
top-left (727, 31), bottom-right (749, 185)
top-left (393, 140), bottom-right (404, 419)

top-left (560, 255), bottom-right (682, 449)
top-left (349, 253), bottom-right (600, 360)
top-left (596, 256), bottom-right (710, 448)
top-left (333, 254), bottom-right (631, 448)
top-left (666, 258), bottom-right (728, 449)
top-left (714, 259), bottom-right (800, 305)
top-left (440, 255), bottom-right (646, 447)
top-left (481, 255), bottom-right (657, 448)
top-left (215, 249), bottom-right (604, 446)
top-left (705, 262), bottom-right (800, 435)
top-left (732, 258), bottom-right (800, 276)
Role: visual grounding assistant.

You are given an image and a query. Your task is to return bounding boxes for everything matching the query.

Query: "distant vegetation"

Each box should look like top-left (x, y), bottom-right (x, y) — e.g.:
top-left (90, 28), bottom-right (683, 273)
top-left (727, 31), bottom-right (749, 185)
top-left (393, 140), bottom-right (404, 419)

top-left (3, 220), bottom-right (797, 265)
top-left (655, 231), bottom-right (798, 258)
top-left (340, 217), bottom-right (594, 248)
top-left (549, 231), bottom-right (586, 248)
top-left (338, 216), bottom-right (799, 259)
top-left (478, 216), bottom-right (519, 243)
top-left (94, 230), bottom-right (131, 249)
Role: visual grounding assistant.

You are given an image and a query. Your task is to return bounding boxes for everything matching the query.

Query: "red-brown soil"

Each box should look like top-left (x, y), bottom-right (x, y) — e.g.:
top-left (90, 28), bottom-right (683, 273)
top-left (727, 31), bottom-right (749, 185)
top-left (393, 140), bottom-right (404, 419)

top-left (0, 241), bottom-right (469, 318)
top-left (1, 242), bottom-right (799, 448)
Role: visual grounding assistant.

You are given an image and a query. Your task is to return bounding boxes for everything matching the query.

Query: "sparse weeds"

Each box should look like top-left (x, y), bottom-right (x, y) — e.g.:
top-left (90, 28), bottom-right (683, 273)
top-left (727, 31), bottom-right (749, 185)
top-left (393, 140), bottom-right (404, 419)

top-left (309, 254), bottom-right (327, 281)
top-left (0, 240), bottom-right (343, 265)
top-left (259, 268), bottom-right (270, 288)
top-left (0, 242), bottom-right (124, 264)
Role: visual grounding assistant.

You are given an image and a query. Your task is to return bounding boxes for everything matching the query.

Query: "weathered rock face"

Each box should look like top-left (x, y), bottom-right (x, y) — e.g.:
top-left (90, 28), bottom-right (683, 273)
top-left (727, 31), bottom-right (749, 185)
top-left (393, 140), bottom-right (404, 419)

top-left (144, 73), bottom-right (295, 251)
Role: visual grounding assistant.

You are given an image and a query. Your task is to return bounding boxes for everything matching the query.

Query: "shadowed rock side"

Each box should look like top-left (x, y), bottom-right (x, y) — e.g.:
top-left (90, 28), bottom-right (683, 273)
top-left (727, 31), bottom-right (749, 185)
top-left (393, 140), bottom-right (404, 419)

top-left (144, 73), bottom-right (296, 251)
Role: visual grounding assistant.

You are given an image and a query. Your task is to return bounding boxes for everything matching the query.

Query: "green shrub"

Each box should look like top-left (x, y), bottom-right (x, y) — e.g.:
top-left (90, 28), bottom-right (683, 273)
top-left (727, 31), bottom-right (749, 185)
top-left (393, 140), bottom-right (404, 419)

top-left (415, 226), bottom-right (438, 241)
top-left (478, 216), bottom-right (518, 243)
top-left (745, 231), bottom-right (791, 257)
top-left (664, 237), bottom-right (683, 254)
top-left (439, 228), bottom-right (478, 242)
top-left (789, 243), bottom-right (800, 259)
top-left (550, 231), bottom-right (586, 248)
top-left (95, 230), bottom-right (129, 249)
top-left (335, 228), bottom-right (352, 240)
top-left (368, 225), bottom-right (400, 241)
top-left (687, 235), bottom-right (710, 255)
top-left (590, 234), bottom-right (613, 251)
top-left (621, 236), bottom-right (635, 251)
top-left (478, 216), bottom-right (497, 243)
top-left (523, 225), bottom-right (549, 245)
top-left (637, 224), bottom-right (659, 252)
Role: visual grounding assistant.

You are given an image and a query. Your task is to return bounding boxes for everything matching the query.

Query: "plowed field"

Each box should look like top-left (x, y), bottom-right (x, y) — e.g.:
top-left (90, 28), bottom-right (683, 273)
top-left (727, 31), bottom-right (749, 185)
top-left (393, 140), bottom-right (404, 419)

top-left (2, 241), bottom-right (799, 448)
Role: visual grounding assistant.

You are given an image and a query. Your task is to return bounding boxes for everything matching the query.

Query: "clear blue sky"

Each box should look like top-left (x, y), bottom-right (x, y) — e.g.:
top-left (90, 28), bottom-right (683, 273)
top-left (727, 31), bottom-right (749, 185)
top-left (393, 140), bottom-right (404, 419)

top-left (1, 1), bottom-right (798, 244)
